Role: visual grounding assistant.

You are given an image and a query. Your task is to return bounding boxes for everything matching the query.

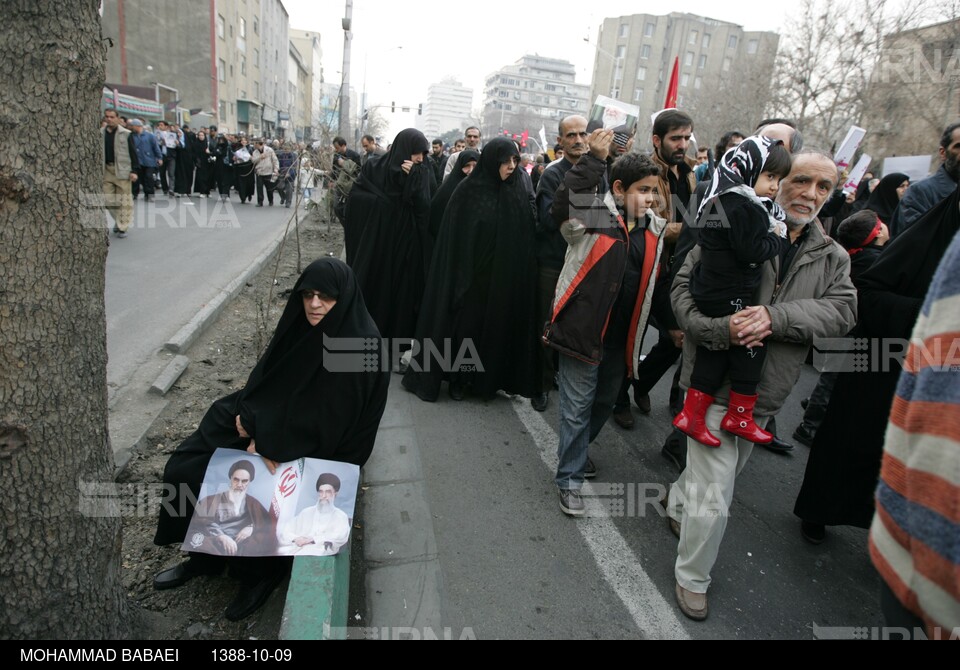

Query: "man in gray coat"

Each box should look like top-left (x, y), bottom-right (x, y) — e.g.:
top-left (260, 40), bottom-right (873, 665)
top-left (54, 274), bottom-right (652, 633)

top-left (665, 150), bottom-right (858, 621)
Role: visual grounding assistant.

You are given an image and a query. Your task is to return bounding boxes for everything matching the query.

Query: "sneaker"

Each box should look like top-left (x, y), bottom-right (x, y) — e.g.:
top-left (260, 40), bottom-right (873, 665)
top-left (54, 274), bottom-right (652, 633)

top-left (613, 406), bottom-right (635, 429)
top-left (112, 225), bottom-right (120, 234)
top-left (116, 230), bottom-right (127, 238)
top-left (584, 456), bottom-right (597, 479)
top-left (530, 392), bottom-right (548, 412)
top-left (558, 488), bottom-right (584, 516)
top-left (793, 424), bottom-right (815, 447)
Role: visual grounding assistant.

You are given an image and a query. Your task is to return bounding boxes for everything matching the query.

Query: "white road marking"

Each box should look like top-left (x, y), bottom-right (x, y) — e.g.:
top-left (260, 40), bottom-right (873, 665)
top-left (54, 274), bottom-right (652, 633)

top-left (511, 396), bottom-right (690, 640)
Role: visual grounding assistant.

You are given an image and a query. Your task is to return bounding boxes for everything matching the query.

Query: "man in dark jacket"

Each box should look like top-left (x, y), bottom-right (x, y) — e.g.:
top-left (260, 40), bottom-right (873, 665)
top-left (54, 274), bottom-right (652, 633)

top-left (889, 121), bottom-right (960, 236)
top-left (544, 130), bottom-right (668, 516)
top-left (530, 115), bottom-right (604, 414)
top-left (128, 119), bottom-right (162, 201)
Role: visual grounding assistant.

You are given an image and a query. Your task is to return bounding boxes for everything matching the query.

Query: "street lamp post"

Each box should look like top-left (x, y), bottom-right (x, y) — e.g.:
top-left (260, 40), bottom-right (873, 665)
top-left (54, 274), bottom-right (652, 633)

top-left (585, 38), bottom-right (624, 99)
top-left (339, 0), bottom-right (353, 141)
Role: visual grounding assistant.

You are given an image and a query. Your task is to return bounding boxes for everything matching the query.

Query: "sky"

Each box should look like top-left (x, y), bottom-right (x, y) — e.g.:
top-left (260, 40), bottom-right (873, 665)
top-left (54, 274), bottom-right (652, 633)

top-left (283, 0), bottom-right (793, 140)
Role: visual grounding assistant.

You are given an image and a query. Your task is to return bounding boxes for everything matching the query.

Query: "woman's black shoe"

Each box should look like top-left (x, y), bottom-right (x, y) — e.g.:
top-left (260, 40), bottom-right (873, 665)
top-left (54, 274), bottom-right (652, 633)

top-left (224, 572), bottom-right (285, 621)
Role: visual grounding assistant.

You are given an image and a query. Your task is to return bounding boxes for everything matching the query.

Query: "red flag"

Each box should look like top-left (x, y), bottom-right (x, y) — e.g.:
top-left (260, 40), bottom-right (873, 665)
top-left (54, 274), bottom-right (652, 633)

top-left (664, 57), bottom-right (679, 109)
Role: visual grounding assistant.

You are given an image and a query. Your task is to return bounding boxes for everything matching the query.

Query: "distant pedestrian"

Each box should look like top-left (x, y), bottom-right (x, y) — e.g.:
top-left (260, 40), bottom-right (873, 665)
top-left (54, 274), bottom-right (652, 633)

top-left (102, 108), bottom-right (140, 238)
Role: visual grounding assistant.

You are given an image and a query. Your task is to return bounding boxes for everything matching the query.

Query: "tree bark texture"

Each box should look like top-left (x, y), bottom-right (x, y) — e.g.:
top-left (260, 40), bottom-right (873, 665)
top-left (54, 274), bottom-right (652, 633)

top-left (0, 1), bottom-right (129, 638)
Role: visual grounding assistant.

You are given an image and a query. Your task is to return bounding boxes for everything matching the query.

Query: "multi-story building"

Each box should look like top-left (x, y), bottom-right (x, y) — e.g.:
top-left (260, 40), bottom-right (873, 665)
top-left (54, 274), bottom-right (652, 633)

top-left (288, 43), bottom-right (310, 142)
top-left (289, 29), bottom-right (323, 142)
top-left (101, 0), bottom-right (291, 138)
top-left (861, 17), bottom-right (960, 172)
top-left (481, 56), bottom-right (590, 148)
top-left (259, 0), bottom-right (290, 138)
top-left (417, 78), bottom-right (475, 140)
top-left (589, 13), bottom-right (779, 147)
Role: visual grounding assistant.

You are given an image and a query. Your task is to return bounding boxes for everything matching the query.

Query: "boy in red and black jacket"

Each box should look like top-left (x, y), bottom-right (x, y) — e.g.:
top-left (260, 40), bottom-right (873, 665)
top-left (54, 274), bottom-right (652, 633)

top-left (543, 129), bottom-right (672, 516)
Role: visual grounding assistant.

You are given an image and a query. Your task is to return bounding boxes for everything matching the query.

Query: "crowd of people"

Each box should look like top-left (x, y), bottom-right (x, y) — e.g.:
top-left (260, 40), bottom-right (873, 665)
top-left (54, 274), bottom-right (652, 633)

top-left (143, 108), bottom-right (960, 632)
top-left (100, 110), bottom-right (308, 238)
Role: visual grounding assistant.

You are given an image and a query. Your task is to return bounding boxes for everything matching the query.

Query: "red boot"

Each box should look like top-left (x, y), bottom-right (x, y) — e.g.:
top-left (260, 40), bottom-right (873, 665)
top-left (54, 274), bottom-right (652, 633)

top-left (721, 391), bottom-right (773, 444)
top-left (673, 388), bottom-right (721, 448)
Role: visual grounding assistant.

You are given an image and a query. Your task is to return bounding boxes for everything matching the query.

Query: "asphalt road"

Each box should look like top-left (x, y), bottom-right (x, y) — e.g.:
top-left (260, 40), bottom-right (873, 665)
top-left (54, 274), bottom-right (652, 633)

top-left (386, 335), bottom-right (882, 639)
top-left (104, 195), bottom-right (298, 395)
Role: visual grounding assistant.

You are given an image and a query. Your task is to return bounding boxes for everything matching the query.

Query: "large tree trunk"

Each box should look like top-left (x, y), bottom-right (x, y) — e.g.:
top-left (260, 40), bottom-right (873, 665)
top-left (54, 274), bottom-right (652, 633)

top-left (0, 1), bottom-right (130, 638)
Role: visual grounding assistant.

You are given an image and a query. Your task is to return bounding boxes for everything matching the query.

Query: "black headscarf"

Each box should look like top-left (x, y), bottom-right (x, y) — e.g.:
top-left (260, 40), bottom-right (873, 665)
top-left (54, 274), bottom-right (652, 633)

top-left (345, 128), bottom-right (433, 341)
top-left (849, 177), bottom-right (873, 213)
top-left (154, 259), bottom-right (389, 547)
top-left (429, 149), bottom-right (480, 239)
top-left (362, 128), bottom-right (431, 200)
top-left (697, 135), bottom-right (786, 226)
top-left (236, 258), bottom-right (387, 464)
top-left (865, 172), bottom-right (909, 224)
top-left (402, 137), bottom-right (540, 400)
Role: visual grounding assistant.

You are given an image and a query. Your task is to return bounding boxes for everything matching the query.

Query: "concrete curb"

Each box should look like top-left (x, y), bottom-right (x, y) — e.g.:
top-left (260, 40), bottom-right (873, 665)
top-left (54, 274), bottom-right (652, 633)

top-left (163, 224), bottom-right (290, 354)
top-left (279, 545), bottom-right (352, 640)
top-left (112, 220), bottom-right (300, 476)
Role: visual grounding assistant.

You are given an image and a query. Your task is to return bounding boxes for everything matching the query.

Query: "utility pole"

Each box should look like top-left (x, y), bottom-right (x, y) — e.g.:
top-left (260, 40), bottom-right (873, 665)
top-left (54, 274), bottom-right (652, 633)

top-left (339, 0), bottom-right (353, 142)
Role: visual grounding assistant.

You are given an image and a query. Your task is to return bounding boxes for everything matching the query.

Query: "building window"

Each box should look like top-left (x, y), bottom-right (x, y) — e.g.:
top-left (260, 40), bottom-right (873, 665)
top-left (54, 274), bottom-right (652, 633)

top-left (616, 45), bottom-right (626, 58)
top-left (241, 90), bottom-right (246, 99)
top-left (241, 56), bottom-right (246, 75)
top-left (644, 22), bottom-right (655, 37)
top-left (611, 88), bottom-right (620, 98)
top-left (681, 74), bottom-right (689, 87)
top-left (640, 45), bottom-right (651, 59)
top-left (747, 39), bottom-right (759, 54)
top-left (253, 17), bottom-right (259, 34)
top-left (254, 48), bottom-right (259, 67)
top-left (229, 64), bottom-right (233, 77)
top-left (240, 18), bottom-right (246, 39)
top-left (634, 88), bottom-right (644, 102)
top-left (254, 81), bottom-right (259, 99)
top-left (689, 30), bottom-right (698, 45)
top-left (218, 58), bottom-right (226, 82)
top-left (723, 57), bottom-right (731, 71)
top-left (702, 34), bottom-right (711, 48)
top-left (229, 24), bottom-right (233, 37)
top-left (636, 66), bottom-right (647, 81)
top-left (218, 100), bottom-right (226, 118)
top-left (728, 35), bottom-right (738, 49)
top-left (217, 14), bottom-right (225, 39)
top-left (694, 77), bottom-right (702, 90)
top-left (698, 54), bottom-right (707, 69)
top-left (499, 90), bottom-right (509, 98)
top-left (619, 23), bottom-right (629, 38)
top-left (685, 51), bottom-right (694, 67)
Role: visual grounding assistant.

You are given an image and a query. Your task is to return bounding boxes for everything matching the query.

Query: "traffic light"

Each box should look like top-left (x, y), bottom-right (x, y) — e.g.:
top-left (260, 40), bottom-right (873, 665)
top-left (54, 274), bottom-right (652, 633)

top-left (391, 101), bottom-right (395, 113)
top-left (521, 130), bottom-right (529, 148)
top-left (418, 103), bottom-right (423, 115)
